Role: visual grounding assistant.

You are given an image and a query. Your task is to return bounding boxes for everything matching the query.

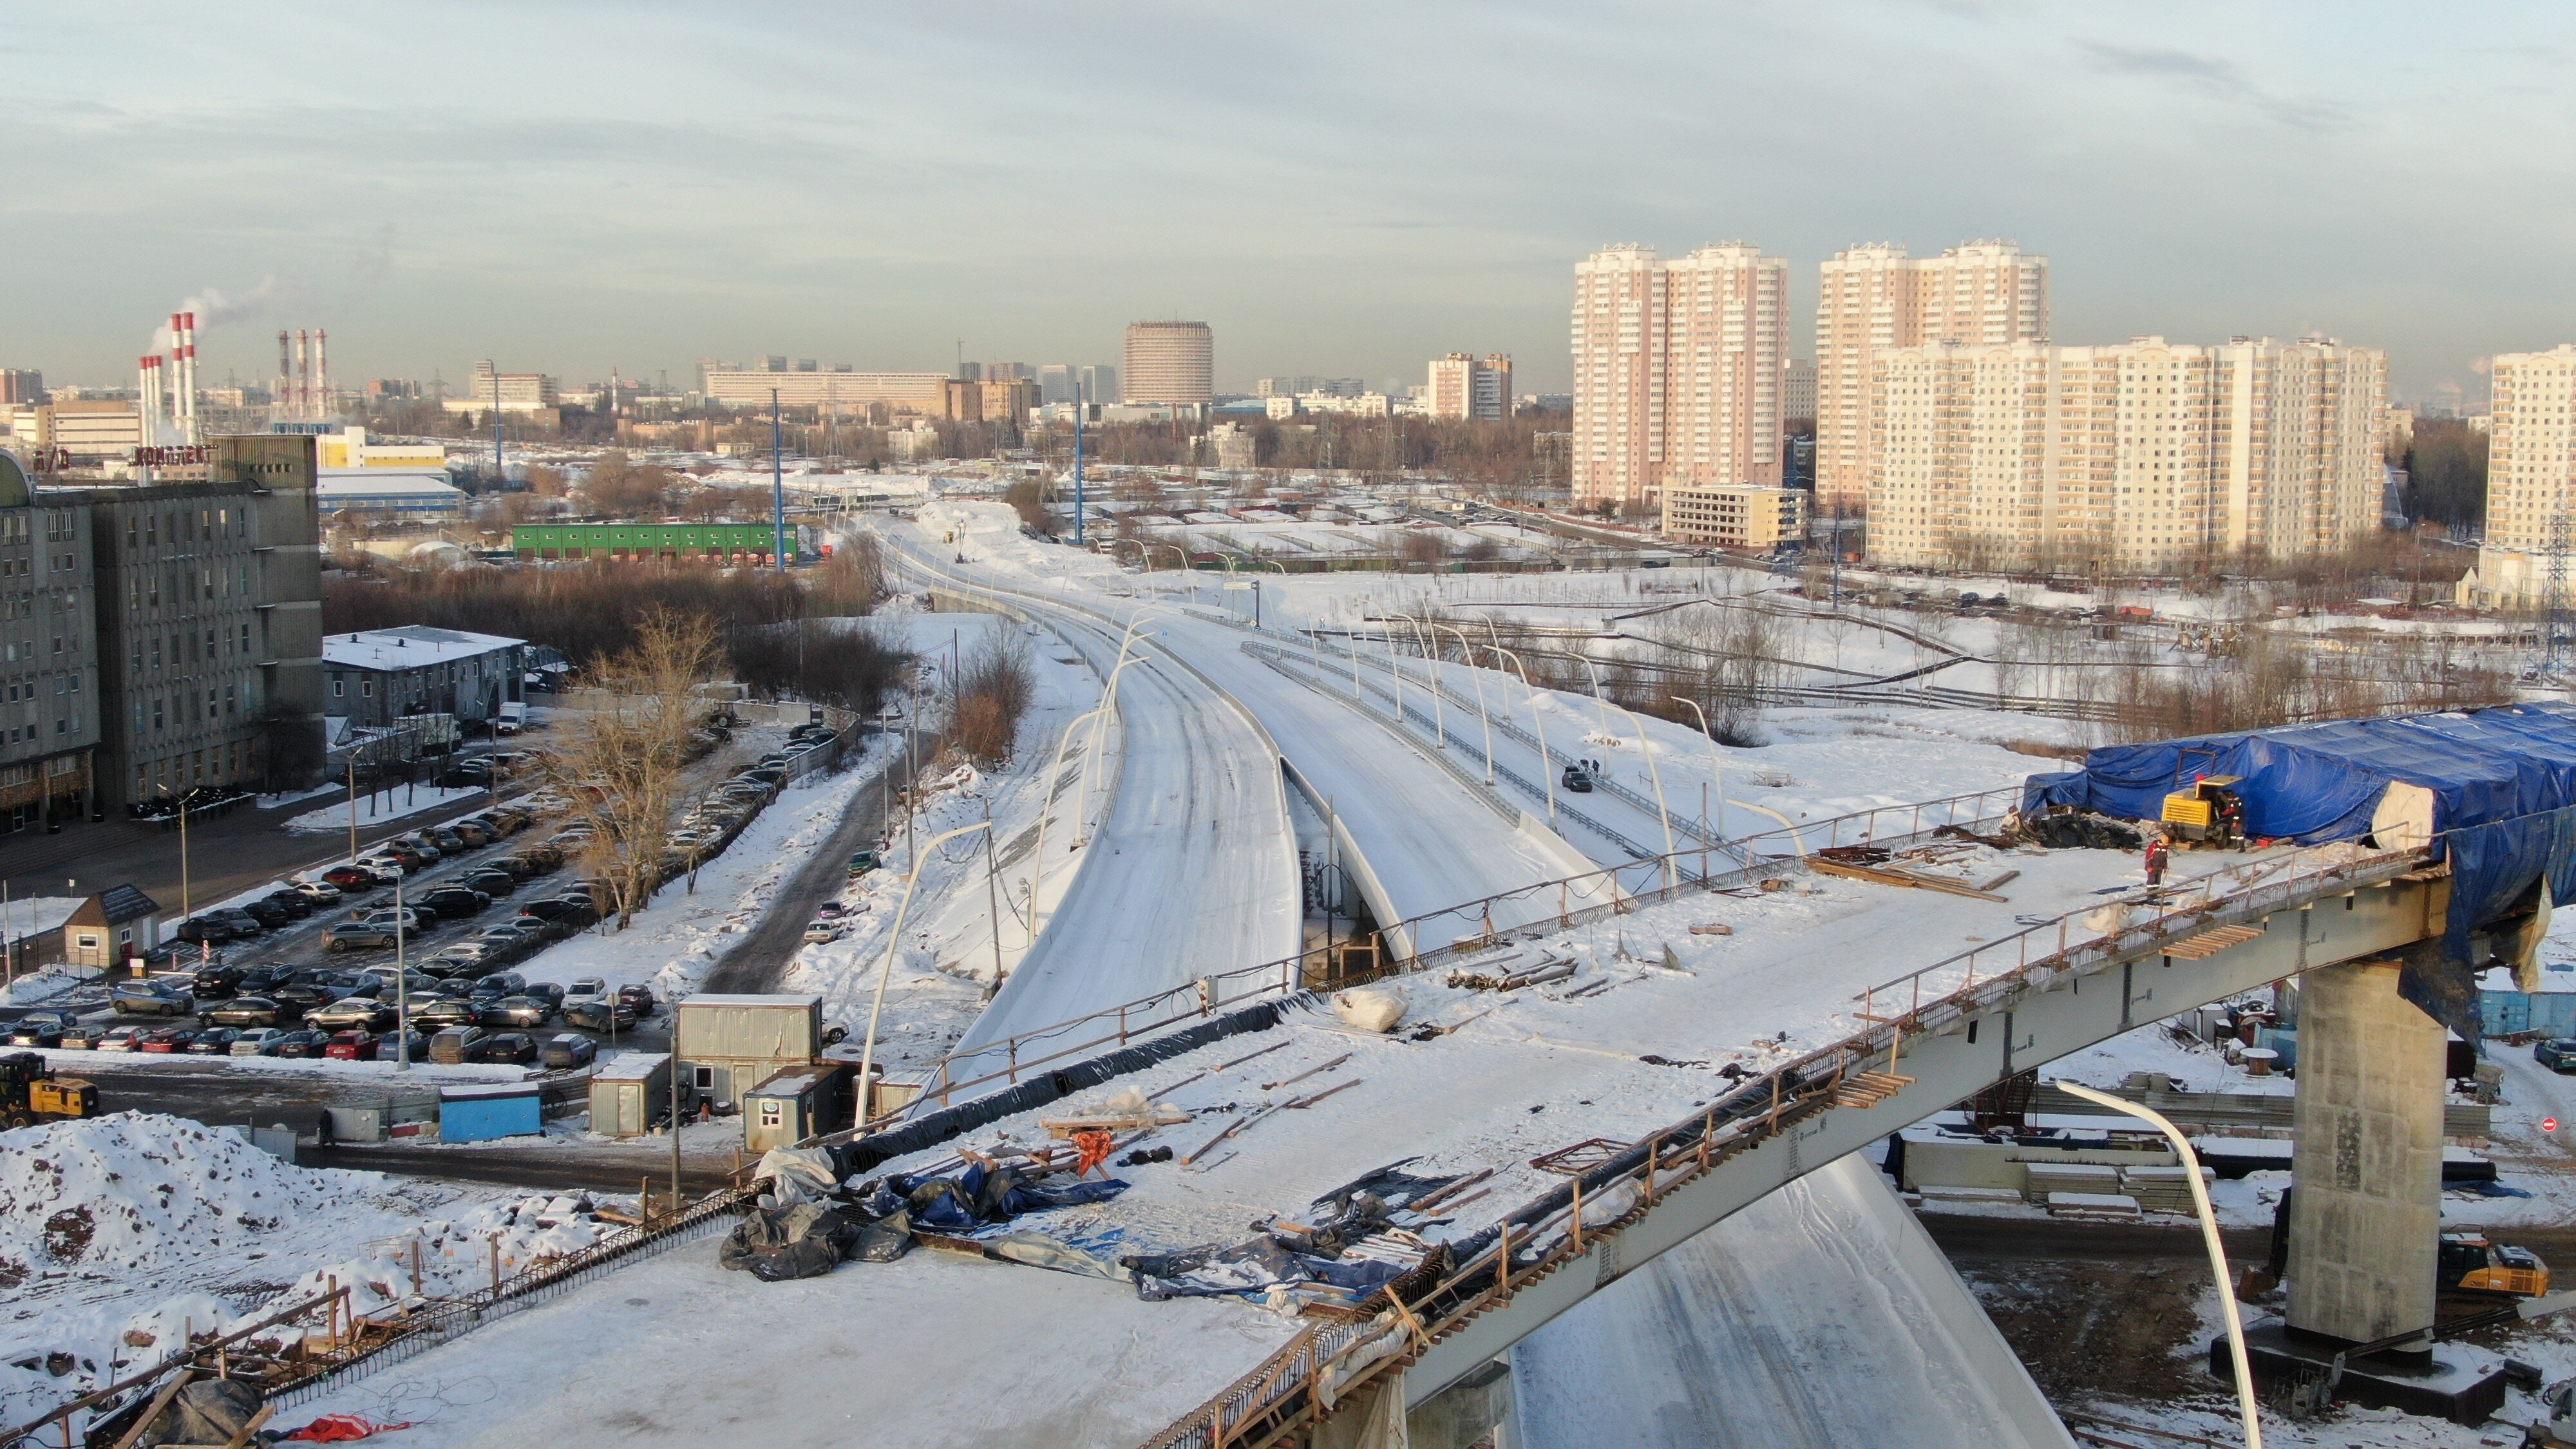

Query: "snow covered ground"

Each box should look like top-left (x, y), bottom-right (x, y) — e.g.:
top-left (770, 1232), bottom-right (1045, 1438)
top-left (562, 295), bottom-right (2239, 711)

top-left (285, 786), bottom-right (486, 835)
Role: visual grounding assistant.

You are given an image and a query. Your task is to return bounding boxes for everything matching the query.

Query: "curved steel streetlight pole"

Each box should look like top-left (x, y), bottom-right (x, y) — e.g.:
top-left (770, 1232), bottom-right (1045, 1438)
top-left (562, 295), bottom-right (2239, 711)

top-left (1671, 696), bottom-right (1726, 843)
top-left (858, 820), bottom-right (993, 1120)
top-left (1075, 650), bottom-right (1155, 846)
top-left (1576, 653), bottom-right (1614, 737)
top-left (1604, 699), bottom-right (1678, 889)
top-left (1026, 705), bottom-right (1110, 946)
top-left (1488, 645), bottom-right (1553, 823)
top-left (1434, 623), bottom-right (1494, 784)
top-left (1392, 611), bottom-right (1444, 748)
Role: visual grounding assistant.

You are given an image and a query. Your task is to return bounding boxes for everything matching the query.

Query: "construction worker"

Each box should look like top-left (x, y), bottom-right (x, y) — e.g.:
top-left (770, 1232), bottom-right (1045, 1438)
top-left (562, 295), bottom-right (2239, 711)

top-left (2143, 832), bottom-right (2171, 887)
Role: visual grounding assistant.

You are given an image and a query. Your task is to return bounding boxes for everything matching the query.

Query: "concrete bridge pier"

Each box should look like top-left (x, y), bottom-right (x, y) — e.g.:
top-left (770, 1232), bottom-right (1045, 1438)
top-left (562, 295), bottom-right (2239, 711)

top-left (2231, 952), bottom-right (2507, 1423)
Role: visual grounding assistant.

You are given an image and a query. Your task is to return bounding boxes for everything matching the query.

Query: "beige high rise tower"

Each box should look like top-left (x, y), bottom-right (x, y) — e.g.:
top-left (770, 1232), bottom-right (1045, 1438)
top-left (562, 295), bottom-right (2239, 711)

top-left (2458, 345), bottom-right (2576, 609)
top-left (1571, 242), bottom-right (1786, 517)
top-left (1121, 321), bottom-right (1214, 406)
top-left (1814, 241), bottom-right (2048, 512)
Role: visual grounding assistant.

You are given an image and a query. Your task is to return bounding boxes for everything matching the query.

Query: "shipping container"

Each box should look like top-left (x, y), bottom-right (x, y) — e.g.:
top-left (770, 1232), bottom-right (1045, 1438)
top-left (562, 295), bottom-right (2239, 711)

top-left (675, 994), bottom-right (822, 1108)
top-left (440, 1083), bottom-right (542, 1142)
top-left (741, 1061), bottom-right (855, 1153)
top-left (589, 1051), bottom-right (673, 1139)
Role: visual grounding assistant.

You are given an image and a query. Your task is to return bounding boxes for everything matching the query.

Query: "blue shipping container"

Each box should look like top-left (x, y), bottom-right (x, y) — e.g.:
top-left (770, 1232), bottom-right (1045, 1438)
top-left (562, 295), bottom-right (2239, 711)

top-left (440, 1084), bottom-right (543, 1142)
top-left (2479, 990), bottom-right (2576, 1040)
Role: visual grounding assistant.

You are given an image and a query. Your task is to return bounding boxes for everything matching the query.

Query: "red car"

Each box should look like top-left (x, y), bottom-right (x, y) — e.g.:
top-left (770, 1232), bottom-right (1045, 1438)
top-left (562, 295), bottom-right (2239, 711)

top-left (139, 1025), bottom-right (200, 1053)
top-left (323, 1030), bottom-right (381, 1061)
top-left (321, 864), bottom-right (380, 890)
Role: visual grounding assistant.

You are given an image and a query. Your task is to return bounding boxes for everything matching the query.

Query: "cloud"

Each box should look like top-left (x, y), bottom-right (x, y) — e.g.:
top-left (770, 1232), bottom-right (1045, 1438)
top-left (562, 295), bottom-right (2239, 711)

top-left (2078, 42), bottom-right (2347, 130)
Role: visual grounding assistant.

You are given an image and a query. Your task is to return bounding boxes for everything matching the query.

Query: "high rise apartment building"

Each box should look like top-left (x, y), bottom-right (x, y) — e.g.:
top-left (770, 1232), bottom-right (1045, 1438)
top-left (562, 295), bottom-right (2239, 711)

top-left (1867, 336), bottom-right (2387, 573)
top-left (1815, 241), bottom-right (2049, 511)
top-left (0, 450), bottom-right (100, 833)
top-left (1571, 243), bottom-right (1787, 516)
top-left (1122, 322), bottom-right (1214, 406)
top-left (2457, 345), bottom-right (2576, 609)
top-left (1428, 354), bottom-right (1513, 421)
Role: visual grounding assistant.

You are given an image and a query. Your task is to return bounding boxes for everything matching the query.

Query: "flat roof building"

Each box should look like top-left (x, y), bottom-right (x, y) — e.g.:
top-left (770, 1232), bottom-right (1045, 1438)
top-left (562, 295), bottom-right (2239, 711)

top-left (1123, 322), bottom-right (1214, 406)
top-left (324, 625), bottom-right (525, 729)
top-left (1662, 483), bottom-right (1808, 553)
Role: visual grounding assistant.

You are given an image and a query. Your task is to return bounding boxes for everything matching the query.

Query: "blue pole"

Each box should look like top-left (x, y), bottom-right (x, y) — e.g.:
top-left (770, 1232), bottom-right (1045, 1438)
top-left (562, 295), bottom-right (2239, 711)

top-left (772, 388), bottom-right (786, 570)
top-left (1074, 386), bottom-right (1086, 547)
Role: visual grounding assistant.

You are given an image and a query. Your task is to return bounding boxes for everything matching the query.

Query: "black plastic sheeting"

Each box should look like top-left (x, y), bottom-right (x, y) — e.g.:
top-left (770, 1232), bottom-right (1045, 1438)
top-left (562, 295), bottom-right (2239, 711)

top-left (828, 997), bottom-right (1294, 1180)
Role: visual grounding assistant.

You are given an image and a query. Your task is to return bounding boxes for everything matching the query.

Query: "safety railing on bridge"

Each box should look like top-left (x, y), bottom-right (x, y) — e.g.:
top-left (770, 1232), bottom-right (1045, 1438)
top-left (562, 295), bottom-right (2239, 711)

top-left (1141, 834), bottom-right (2433, 1449)
top-left (880, 783), bottom-right (2027, 1119)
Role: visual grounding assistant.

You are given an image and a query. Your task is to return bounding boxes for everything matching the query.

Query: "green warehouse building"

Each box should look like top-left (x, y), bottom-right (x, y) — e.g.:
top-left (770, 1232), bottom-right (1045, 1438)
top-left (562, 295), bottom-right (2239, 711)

top-left (509, 522), bottom-right (806, 565)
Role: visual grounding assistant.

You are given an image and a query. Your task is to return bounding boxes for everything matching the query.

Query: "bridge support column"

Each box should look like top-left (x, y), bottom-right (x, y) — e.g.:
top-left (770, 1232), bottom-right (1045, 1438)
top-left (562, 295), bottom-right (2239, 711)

top-left (2283, 955), bottom-right (2443, 1351)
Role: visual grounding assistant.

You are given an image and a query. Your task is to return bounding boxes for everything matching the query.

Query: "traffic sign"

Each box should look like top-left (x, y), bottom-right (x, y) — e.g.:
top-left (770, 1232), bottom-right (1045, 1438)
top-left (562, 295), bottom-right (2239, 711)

top-left (2546, 1117), bottom-right (2559, 1134)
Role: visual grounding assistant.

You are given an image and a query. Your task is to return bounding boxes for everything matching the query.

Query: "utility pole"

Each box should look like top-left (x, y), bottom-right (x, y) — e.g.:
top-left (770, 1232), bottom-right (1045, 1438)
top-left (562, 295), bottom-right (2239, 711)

top-left (1074, 375), bottom-right (1087, 546)
top-left (772, 388), bottom-right (787, 571)
top-left (491, 372), bottom-right (504, 486)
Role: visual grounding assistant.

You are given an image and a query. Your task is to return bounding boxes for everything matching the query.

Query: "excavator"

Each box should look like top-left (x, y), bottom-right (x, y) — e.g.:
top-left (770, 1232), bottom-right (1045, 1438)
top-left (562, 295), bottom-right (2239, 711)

top-left (0, 1050), bottom-right (97, 1129)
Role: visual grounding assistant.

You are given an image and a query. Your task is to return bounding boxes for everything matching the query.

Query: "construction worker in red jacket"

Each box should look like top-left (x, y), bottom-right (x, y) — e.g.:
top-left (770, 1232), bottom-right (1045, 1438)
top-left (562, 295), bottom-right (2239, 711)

top-left (2143, 833), bottom-right (2171, 886)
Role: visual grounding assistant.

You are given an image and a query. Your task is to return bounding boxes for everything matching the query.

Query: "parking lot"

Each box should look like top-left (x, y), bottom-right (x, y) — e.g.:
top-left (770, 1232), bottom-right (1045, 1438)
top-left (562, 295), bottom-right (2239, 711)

top-left (0, 717), bottom-right (828, 1081)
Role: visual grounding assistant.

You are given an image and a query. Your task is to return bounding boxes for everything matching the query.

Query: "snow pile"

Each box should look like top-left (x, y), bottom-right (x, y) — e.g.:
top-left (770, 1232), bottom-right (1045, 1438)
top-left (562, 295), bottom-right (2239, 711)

top-left (267, 1192), bottom-right (631, 1332)
top-left (0, 1113), bottom-right (380, 1279)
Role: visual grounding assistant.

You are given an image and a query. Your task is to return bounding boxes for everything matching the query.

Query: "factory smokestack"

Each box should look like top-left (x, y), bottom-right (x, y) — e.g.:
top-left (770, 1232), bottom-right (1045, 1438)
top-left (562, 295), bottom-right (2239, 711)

top-left (314, 328), bottom-right (328, 421)
top-left (137, 355), bottom-right (164, 451)
top-left (177, 311), bottom-right (198, 442)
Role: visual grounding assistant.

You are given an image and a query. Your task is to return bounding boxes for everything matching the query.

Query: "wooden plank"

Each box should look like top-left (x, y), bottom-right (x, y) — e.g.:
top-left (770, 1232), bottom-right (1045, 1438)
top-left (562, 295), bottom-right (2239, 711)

top-left (1806, 857), bottom-right (2008, 902)
top-left (107, 1371), bottom-right (194, 1449)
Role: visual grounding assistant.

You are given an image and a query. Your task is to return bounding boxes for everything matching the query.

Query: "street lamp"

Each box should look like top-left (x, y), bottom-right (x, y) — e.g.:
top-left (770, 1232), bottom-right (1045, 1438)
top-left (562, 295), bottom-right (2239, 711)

top-left (1671, 696), bottom-right (1727, 843)
top-left (1487, 645), bottom-right (1553, 822)
top-left (1075, 650), bottom-right (1155, 845)
top-left (2055, 1081), bottom-right (2262, 1449)
top-left (1575, 653), bottom-right (1615, 738)
top-left (857, 820), bottom-right (992, 1123)
top-left (1025, 706), bottom-right (1109, 946)
top-left (1603, 700), bottom-right (1678, 889)
top-left (1434, 623), bottom-right (1494, 784)
top-left (1392, 611), bottom-right (1444, 748)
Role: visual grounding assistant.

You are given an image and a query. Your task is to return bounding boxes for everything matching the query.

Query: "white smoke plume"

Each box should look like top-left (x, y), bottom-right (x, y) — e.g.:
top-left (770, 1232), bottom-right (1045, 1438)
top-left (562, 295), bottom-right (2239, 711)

top-left (150, 276), bottom-right (288, 349)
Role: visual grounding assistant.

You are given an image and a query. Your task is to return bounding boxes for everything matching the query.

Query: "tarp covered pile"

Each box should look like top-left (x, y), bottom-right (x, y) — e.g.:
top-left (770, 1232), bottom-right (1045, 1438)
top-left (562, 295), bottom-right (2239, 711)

top-left (719, 1144), bottom-right (1129, 1282)
top-left (2024, 701), bottom-right (2576, 1036)
top-left (1122, 1161), bottom-right (1461, 1312)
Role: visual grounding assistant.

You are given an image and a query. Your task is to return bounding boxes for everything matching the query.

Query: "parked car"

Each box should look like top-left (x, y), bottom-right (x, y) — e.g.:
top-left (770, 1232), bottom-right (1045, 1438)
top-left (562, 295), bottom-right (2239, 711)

top-left (138, 1025), bottom-right (198, 1053)
top-left (564, 978), bottom-right (607, 1007)
top-left (4, 1010), bottom-right (73, 1048)
top-left (57, 1022), bottom-right (109, 1050)
top-left (171, 916), bottom-right (236, 946)
top-left (473, 1032), bottom-right (539, 1066)
top-left (257, 891), bottom-right (313, 920)
top-left (447, 820), bottom-right (493, 848)
top-left (428, 1027), bottom-right (487, 1065)
top-left (1560, 763), bottom-right (1596, 793)
top-left (113, 981), bottom-right (196, 1017)
top-left (425, 827), bottom-right (468, 853)
top-left (305, 996), bottom-right (395, 1032)
top-left (267, 980), bottom-right (343, 1016)
top-left (802, 920), bottom-right (844, 944)
top-left (207, 908), bottom-right (266, 938)
top-left (538, 1034), bottom-right (596, 1070)
top-left (265, 1029), bottom-right (327, 1059)
top-left (202, 996), bottom-right (288, 1029)
top-left (390, 835), bottom-right (441, 863)
top-left (292, 880), bottom-right (347, 907)
top-left (488, 854), bottom-right (538, 881)
top-left (322, 920), bottom-right (402, 953)
top-left (2537, 1038), bottom-right (2576, 1072)
top-left (563, 999), bottom-right (639, 1033)
top-left (97, 1025), bottom-right (146, 1052)
top-left (460, 867), bottom-right (515, 896)
top-left (355, 854), bottom-right (410, 880)
top-left (477, 995), bottom-right (549, 1029)
top-left (519, 896), bottom-right (589, 925)
top-left (424, 943), bottom-right (495, 978)
top-left (412, 998), bottom-right (480, 1030)
top-left (616, 983), bottom-right (658, 1017)
top-left (192, 964), bottom-right (247, 999)
top-left (323, 1030), bottom-right (381, 1061)
top-left (375, 1030), bottom-right (431, 1065)
top-left (229, 1028), bottom-right (290, 1056)
top-left (184, 1027), bottom-right (243, 1055)
top-left (421, 886), bottom-right (491, 918)
top-left (320, 864), bottom-right (381, 891)
top-left (846, 849), bottom-right (880, 879)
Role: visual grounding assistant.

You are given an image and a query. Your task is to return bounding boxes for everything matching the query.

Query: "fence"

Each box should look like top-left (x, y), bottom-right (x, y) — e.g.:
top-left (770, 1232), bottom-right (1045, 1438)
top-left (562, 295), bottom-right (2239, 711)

top-left (1144, 837), bottom-right (2429, 1449)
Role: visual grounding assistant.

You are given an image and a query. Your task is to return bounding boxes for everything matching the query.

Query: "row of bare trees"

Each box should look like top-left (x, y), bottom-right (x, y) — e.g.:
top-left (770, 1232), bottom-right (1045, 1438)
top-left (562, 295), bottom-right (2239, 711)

top-left (547, 611), bottom-right (726, 928)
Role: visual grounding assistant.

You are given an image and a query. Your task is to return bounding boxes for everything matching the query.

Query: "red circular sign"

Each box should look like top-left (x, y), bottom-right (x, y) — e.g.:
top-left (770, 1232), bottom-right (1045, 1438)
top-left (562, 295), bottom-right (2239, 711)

top-left (2547, 1118), bottom-right (2560, 1133)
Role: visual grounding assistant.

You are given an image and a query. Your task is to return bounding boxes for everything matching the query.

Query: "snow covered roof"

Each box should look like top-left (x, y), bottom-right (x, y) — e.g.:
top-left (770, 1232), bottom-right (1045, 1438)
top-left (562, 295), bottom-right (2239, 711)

top-left (325, 626), bottom-right (526, 672)
top-left (317, 473), bottom-right (465, 498)
top-left (679, 993), bottom-right (823, 1010)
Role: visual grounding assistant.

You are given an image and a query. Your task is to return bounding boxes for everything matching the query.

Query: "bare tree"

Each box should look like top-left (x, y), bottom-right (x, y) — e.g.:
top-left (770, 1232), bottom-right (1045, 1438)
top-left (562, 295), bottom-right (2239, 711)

top-left (547, 609), bottom-right (723, 929)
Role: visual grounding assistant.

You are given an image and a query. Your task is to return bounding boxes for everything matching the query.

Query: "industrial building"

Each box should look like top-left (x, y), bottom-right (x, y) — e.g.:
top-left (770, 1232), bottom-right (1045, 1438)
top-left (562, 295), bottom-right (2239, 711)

top-left (323, 625), bottom-right (526, 730)
top-left (0, 450), bottom-right (100, 833)
top-left (509, 521), bottom-right (807, 565)
top-left (699, 366), bottom-right (948, 414)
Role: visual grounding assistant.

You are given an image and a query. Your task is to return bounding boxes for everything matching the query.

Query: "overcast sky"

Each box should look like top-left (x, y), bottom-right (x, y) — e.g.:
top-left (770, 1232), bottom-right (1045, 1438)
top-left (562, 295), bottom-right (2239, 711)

top-left (8, 1), bottom-right (2570, 401)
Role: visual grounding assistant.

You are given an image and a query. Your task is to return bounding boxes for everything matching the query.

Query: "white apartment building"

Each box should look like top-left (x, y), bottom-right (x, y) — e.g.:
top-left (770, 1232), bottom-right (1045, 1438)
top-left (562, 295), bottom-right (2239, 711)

top-left (699, 369), bottom-right (947, 413)
top-left (1571, 243), bottom-right (1786, 517)
top-left (2458, 345), bottom-right (2576, 609)
top-left (459, 360), bottom-right (558, 413)
top-left (1123, 321), bottom-right (1214, 406)
top-left (1781, 359), bottom-right (1817, 423)
top-left (1869, 336), bottom-right (2387, 574)
top-left (1815, 241), bottom-right (2049, 513)
top-left (1428, 354), bottom-right (1513, 421)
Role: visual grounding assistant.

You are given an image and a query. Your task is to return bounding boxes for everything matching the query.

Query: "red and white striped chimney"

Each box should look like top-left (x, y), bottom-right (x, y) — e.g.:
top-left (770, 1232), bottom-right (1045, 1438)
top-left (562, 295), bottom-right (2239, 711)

top-left (176, 311), bottom-right (198, 442)
top-left (138, 354), bottom-right (165, 450)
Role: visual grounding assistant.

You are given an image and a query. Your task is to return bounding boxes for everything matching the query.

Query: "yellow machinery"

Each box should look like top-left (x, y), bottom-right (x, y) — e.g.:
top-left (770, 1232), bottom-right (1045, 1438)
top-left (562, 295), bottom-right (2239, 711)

top-left (2441, 1231), bottom-right (2550, 1298)
top-left (0, 1050), bottom-right (97, 1129)
top-left (2161, 775), bottom-right (2246, 849)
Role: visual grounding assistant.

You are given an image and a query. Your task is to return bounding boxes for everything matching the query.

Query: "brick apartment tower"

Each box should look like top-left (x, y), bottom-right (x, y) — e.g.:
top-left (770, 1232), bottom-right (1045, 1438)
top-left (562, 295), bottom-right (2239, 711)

top-left (1571, 243), bottom-right (1787, 519)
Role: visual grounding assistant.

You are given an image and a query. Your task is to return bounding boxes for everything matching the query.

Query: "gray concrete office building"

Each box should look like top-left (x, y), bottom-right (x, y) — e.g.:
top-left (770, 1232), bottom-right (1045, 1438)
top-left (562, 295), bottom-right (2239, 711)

top-left (0, 450), bottom-right (101, 831)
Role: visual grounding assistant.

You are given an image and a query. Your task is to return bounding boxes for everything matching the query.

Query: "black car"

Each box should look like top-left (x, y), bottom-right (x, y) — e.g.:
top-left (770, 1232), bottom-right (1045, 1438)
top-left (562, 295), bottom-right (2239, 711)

top-left (260, 891), bottom-right (314, 920)
top-left (521, 981), bottom-right (566, 1010)
top-left (171, 916), bottom-right (236, 945)
top-left (562, 999), bottom-right (638, 1033)
top-left (192, 963), bottom-right (247, 999)
top-left (202, 996), bottom-right (289, 1029)
top-left (538, 1034), bottom-right (597, 1069)
top-left (473, 1031), bottom-right (540, 1065)
top-left (267, 981), bottom-right (339, 1015)
top-left (421, 886), bottom-right (491, 918)
top-left (4, 1010), bottom-right (73, 1047)
top-left (207, 908), bottom-right (267, 937)
top-left (468, 971), bottom-right (527, 999)
top-left (373, 1029), bottom-right (431, 1064)
top-left (233, 898), bottom-right (289, 929)
top-left (460, 867), bottom-right (515, 896)
top-left (518, 896), bottom-right (587, 923)
top-left (185, 1028), bottom-right (243, 1055)
top-left (234, 966), bottom-right (290, 994)
top-left (305, 996), bottom-right (395, 1032)
top-left (410, 997), bottom-right (480, 1030)
top-left (265, 1029), bottom-right (327, 1059)
top-left (477, 996), bottom-right (552, 1028)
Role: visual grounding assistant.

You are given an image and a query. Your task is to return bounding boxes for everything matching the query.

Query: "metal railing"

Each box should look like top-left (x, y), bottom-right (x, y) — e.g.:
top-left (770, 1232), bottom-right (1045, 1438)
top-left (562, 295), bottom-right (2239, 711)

top-left (1143, 836), bottom-right (2434, 1449)
top-left (880, 783), bottom-right (2027, 1118)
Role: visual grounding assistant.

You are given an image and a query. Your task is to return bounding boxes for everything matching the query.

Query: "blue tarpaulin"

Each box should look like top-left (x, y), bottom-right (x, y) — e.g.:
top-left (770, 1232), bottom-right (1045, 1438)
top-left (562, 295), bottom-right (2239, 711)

top-left (2025, 703), bottom-right (2576, 1039)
